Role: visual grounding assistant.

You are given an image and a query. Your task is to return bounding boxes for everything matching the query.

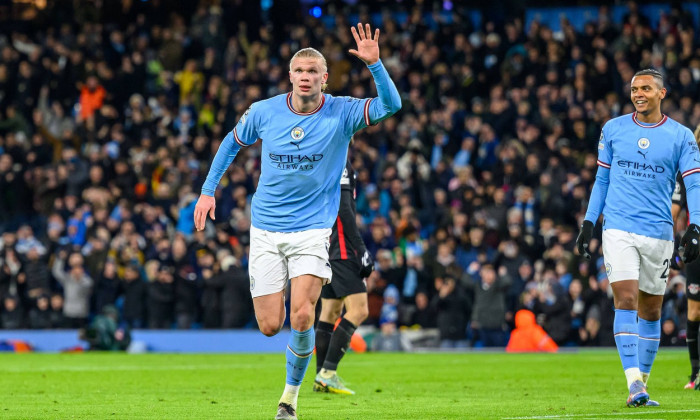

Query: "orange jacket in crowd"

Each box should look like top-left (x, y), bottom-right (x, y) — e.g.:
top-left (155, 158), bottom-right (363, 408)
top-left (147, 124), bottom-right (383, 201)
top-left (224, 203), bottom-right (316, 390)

top-left (79, 85), bottom-right (106, 120)
top-left (506, 309), bottom-right (558, 353)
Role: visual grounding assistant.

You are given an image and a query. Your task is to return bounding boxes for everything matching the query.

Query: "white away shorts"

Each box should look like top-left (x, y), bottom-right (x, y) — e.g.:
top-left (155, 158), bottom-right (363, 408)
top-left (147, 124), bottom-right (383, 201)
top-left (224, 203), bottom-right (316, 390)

top-left (602, 229), bottom-right (674, 296)
top-left (248, 225), bottom-right (332, 298)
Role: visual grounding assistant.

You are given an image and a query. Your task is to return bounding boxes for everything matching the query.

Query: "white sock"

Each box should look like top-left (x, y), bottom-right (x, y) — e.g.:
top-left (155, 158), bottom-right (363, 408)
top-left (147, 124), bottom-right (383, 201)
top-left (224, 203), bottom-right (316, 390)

top-left (280, 384), bottom-right (300, 410)
top-left (624, 367), bottom-right (643, 389)
top-left (641, 372), bottom-right (650, 386)
top-left (319, 368), bottom-right (336, 378)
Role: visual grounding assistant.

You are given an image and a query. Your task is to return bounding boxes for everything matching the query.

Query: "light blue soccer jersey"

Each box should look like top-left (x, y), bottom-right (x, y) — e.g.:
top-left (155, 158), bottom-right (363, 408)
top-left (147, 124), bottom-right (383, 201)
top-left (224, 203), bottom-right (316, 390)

top-left (202, 60), bottom-right (401, 232)
top-left (585, 112), bottom-right (700, 240)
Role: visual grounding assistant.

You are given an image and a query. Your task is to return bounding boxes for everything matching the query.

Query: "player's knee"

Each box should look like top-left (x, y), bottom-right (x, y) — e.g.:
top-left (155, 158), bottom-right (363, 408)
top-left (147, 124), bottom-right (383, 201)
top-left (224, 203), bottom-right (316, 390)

top-left (348, 306), bottom-right (369, 324)
top-left (615, 294), bottom-right (637, 310)
top-left (258, 320), bottom-right (283, 337)
top-left (328, 306), bottom-right (343, 321)
top-left (291, 305), bottom-right (315, 330)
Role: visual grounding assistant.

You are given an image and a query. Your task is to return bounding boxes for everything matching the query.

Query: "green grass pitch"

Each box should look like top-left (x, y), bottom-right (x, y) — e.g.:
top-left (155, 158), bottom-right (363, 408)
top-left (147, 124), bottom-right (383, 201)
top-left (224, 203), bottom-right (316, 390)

top-left (1, 350), bottom-right (699, 419)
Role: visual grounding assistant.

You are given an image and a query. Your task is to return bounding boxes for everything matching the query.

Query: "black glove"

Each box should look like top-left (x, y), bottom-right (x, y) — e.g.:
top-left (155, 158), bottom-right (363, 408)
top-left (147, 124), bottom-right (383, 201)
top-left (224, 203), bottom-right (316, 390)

top-left (359, 250), bottom-right (374, 278)
top-left (680, 223), bottom-right (700, 263)
top-left (576, 220), bottom-right (594, 260)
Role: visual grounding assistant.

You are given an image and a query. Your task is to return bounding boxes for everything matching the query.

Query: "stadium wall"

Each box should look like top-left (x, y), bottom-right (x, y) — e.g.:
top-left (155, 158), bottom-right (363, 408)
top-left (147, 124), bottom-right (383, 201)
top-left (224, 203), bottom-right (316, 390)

top-left (0, 330), bottom-right (292, 353)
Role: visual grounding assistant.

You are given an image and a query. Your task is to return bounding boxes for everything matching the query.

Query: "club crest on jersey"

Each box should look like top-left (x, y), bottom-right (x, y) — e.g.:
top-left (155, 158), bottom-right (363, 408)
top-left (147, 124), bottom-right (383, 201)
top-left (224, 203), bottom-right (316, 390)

top-left (637, 138), bottom-right (650, 149)
top-left (690, 284), bottom-right (699, 295)
top-left (291, 127), bottom-right (305, 141)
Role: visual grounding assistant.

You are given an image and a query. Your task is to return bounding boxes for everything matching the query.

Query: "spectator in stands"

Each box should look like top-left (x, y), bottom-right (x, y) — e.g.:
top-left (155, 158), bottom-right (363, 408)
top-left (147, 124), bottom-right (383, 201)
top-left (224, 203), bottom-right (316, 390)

top-left (49, 293), bottom-right (64, 328)
top-left (534, 277), bottom-right (572, 346)
top-left (28, 294), bottom-right (51, 329)
top-left (51, 251), bottom-right (94, 328)
top-left (468, 264), bottom-right (511, 347)
top-left (93, 259), bottom-right (120, 314)
top-left (122, 261), bottom-right (147, 329)
top-left (0, 247), bottom-right (22, 302)
top-left (148, 263), bottom-right (175, 329)
top-left (1, 295), bottom-right (23, 329)
top-left (411, 290), bottom-right (437, 328)
top-left (173, 238), bottom-right (199, 329)
top-left (432, 276), bottom-right (471, 348)
top-left (219, 255), bottom-right (254, 328)
top-left (78, 75), bottom-right (106, 121)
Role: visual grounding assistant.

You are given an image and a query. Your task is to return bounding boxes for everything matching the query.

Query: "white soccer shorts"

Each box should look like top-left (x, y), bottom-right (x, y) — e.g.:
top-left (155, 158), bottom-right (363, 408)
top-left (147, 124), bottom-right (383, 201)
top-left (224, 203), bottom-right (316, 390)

top-left (248, 225), bottom-right (332, 298)
top-left (602, 229), bottom-right (674, 296)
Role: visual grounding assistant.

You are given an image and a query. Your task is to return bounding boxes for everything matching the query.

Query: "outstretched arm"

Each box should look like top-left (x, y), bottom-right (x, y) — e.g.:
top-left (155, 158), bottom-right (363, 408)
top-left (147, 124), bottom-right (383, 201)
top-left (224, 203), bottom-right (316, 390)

top-left (349, 23), bottom-right (401, 125)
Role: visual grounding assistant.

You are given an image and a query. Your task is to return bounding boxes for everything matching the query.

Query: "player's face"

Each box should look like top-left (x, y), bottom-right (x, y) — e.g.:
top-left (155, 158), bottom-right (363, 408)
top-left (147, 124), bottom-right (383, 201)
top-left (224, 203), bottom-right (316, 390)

top-left (630, 75), bottom-right (666, 115)
top-left (289, 57), bottom-right (328, 99)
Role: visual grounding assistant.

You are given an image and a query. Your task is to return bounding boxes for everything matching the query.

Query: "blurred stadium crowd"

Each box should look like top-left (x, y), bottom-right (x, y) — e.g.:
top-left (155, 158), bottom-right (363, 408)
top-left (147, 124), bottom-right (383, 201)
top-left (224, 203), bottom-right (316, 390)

top-left (0, 0), bottom-right (696, 347)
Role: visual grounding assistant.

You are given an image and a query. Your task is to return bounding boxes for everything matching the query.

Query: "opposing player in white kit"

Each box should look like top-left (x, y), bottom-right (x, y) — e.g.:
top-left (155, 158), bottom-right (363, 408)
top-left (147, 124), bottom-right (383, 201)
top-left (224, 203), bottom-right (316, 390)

top-left (577, 69), bottom-right (700, 407)
top-left (194, 23), bottom-right (401, 420)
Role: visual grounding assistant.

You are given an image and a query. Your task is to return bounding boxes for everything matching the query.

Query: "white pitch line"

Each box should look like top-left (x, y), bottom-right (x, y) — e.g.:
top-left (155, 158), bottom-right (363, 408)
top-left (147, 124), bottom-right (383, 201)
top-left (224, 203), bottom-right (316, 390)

top-left (503, 409), bottom-right (700, 419)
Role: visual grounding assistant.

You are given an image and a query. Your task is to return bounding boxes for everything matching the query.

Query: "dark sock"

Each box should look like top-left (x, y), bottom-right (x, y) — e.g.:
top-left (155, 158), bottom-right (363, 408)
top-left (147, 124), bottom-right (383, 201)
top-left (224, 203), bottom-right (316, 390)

top-left (315, 321), bottom-right (334, 373)
top-left (322, 317), bottom-right (357, 372)
top-left (688, 320), bottom-right (700, 380)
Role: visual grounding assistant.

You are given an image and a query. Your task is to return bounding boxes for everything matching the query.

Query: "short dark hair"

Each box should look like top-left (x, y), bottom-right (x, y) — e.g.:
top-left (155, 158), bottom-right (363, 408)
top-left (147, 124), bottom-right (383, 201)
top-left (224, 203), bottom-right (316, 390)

top-left (633, 68), bottom-right (664, 88)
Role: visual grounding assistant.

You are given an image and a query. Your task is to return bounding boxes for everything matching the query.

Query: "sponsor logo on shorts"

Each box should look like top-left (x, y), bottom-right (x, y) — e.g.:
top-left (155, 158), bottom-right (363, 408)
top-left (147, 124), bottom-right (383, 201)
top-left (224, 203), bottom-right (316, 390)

top-left (605, 263), bottom-right (612, 276)
top-left (250, 275), bottom-right (255, 291)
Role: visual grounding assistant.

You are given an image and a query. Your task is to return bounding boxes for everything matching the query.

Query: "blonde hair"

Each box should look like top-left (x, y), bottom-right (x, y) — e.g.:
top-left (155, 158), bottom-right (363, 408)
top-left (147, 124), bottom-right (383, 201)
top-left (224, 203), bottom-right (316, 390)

top-left (289, 48), bottom-right (328, 92)
top-left (695, 124), bottom-right (700, 147)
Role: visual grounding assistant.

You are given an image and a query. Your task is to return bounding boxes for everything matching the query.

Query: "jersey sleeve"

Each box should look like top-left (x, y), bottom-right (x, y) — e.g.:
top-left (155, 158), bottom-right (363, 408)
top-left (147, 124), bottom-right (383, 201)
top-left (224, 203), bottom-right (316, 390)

top-left (672, 173), bottom-right (686, 207)
top-left (341, 97), bottom-right (373, 135)
top-left (342, 60), bottom-right (401, 135)
top-left (200, 102), bottom-right (261, 196)
top-left (596, 124), bottom-right (612, 168)
top-left (679, 128), bottom-right (700, 224)
top-left (232, 102), bottom-right (262, 147)
top-left (584, 124), bottom-right (612, 223)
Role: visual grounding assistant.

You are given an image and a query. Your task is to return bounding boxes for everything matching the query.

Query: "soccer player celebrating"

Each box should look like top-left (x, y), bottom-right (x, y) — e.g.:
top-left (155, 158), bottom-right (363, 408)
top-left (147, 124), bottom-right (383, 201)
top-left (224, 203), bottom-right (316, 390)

top-left (577, 69), bottom-right (700, 407)
top-left (194, 23), bottom-right (400, 420)
top-left (314, 158), bottom-right (373, 395)
top-left (671, 124), bottom-right (700, 390)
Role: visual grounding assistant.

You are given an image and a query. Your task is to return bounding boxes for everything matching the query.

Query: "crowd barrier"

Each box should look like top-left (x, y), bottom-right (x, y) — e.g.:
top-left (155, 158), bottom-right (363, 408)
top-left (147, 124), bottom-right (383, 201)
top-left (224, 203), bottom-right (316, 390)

top-left (0, 330), bottom-right (292, 353)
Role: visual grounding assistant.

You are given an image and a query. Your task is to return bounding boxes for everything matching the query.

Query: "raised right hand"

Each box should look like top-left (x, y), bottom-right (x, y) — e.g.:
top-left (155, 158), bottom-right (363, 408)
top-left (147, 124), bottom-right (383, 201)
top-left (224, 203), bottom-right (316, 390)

top-left (194, 194), bottom-right (216, 231)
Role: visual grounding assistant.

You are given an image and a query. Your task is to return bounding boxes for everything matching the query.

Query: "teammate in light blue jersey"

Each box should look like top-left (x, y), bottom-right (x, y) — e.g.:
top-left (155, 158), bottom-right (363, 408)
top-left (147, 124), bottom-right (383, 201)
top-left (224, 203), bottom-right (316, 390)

top-left (577, 69), bottom-right (700, 407)
top-left (194, 23), bottom-right (400, 420)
